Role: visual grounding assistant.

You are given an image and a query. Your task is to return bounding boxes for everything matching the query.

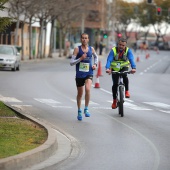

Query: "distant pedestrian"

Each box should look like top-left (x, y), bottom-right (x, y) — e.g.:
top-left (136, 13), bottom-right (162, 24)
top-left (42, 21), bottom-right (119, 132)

top-left (154, 41), bottom-right (159, 54)
top-left (99, 39), bottom-right (104, 55)
top-left (95, 41), bottom-right (98, 51)
top-left (133, 42), bottom-right (137, 53)
top-left (141, 41), bottom-right (148, 53)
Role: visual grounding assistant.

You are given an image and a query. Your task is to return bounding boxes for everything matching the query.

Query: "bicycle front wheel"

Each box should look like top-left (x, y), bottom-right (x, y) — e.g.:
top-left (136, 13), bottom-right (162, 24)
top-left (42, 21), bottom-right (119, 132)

top-left (118, 86), bottom-right (124, 117)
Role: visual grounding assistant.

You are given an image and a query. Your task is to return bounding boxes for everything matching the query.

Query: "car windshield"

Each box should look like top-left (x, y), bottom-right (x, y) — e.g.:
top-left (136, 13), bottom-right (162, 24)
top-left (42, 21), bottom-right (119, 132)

top-left (0, 46), bottom-right (14, 55)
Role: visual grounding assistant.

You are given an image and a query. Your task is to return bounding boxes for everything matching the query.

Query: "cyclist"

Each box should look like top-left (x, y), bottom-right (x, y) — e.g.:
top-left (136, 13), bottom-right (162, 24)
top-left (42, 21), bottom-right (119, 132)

top-left (105, 37), bottom-right (136, 109)
top-left (70, 33), bottom-right (98, 120)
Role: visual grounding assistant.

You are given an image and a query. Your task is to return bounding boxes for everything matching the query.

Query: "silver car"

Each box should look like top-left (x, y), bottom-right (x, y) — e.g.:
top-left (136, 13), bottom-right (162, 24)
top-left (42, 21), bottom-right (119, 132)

top-left (68, 42), bottom-right (82, 58)
top-left (0, 45), bottom-right (21, 71)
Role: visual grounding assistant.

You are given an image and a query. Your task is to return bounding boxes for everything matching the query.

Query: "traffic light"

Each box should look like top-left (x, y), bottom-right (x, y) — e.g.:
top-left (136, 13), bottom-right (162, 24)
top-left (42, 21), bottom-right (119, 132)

top-left (103, 32), bottom-right (108, 39)
top-left (147, 0), bottom-right (152, 4)
top-left (117, 33), bottom-right (122, 38)
top-left (156, 7), bottom-right (162, 16)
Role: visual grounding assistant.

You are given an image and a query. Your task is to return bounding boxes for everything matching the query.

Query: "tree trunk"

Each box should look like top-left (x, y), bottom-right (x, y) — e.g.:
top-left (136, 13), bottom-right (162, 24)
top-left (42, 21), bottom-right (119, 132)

top-left (48, 19), bottom-right (54, 58)
top-left (29, 17), bottom-right (33, 60)
top-left (58, 27), bottom-right (62, 57)
top-left (37, 19), bottom-right (43, 59)
top-left (43, 24), bottom-right (47, 58)
top-left (14, 18), bottom-right (20, 45)
top-left (21, 22), bottom-right (24, 60)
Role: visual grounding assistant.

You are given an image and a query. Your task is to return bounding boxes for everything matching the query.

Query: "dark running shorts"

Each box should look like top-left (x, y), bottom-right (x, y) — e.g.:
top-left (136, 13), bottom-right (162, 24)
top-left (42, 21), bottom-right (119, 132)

top-left (75, 75), bottom-right (93, 87)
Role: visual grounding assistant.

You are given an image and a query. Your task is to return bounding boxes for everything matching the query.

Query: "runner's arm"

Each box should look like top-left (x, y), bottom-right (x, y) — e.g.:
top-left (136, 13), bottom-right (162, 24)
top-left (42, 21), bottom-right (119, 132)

top-left (92, 47), bottom-right (98, 66)
top-left (70, 47), bottom-right (84, 66)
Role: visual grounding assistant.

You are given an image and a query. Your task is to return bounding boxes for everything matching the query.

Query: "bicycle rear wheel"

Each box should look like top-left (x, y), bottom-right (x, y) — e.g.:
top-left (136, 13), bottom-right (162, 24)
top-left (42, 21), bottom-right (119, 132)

top-left (118, 86), bottom-right (124, 117)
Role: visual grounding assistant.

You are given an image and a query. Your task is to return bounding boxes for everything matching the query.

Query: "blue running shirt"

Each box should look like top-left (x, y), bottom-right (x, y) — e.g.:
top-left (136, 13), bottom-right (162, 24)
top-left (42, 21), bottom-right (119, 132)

top-left (76, 46), bottom-right (93, 78)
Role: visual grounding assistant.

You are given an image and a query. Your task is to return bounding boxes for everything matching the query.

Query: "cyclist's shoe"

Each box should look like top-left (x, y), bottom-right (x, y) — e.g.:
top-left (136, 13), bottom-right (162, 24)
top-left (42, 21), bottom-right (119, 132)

top-left (77, 110), bottom-right (82, 121)
top-left (84, 109), bottom-right (90, 117)
top-left (125, 91), bottom-right (130, 98)
top-left (112, 99), bottom-right (117, 109)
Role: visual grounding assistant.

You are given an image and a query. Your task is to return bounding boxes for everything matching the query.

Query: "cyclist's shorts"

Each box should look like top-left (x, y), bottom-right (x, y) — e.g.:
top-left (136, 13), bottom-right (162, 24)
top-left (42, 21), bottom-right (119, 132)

top-left (75, 75), bottom-right (93, 87)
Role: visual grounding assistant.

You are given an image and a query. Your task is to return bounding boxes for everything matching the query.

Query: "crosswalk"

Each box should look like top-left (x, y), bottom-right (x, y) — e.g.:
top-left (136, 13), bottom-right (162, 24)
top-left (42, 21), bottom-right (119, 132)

top-left (0, 95), bottom-right (170, 114)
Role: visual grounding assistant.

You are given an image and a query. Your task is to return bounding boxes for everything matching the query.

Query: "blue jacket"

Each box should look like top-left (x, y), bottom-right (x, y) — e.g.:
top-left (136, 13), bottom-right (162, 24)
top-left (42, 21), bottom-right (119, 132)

top-left (105, 48), bottom-right (136, 69)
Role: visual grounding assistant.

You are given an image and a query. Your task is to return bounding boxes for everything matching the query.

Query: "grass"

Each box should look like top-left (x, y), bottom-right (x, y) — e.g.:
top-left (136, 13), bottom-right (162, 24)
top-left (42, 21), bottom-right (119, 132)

top-left (0, 101), bottom-right (48, 159)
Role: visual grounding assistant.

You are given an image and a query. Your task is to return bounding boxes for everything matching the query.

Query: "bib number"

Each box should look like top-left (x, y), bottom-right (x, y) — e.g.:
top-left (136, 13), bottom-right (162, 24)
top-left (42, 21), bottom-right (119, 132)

top-left (79, 62), bottom-right (89, 72)
top-left (116, 63), bottom-right (121, 68)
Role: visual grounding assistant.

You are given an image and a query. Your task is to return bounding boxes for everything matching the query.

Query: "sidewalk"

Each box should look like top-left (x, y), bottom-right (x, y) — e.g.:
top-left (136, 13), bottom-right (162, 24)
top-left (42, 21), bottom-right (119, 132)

top-left (20, 51), bottom-right (65, 63)
top-left (20, 49), bottom-right (106, 63)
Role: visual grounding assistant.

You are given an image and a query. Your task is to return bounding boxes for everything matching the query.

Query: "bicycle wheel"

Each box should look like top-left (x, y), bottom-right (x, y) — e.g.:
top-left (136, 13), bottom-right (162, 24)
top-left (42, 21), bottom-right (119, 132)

top-left (118, 86), bottom-right (124, 117)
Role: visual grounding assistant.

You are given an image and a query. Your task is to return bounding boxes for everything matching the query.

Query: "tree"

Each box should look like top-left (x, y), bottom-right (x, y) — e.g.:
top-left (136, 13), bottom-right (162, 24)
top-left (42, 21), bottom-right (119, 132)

top-left (0, 0), bottom-right (12, 32)
top-left (137, 0), bottom-right (170, 43)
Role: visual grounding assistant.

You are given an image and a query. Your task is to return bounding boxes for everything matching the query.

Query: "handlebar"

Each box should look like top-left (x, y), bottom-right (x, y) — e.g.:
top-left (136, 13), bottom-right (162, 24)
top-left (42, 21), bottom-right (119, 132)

top-left (112, 71), bottom-right (131, 75)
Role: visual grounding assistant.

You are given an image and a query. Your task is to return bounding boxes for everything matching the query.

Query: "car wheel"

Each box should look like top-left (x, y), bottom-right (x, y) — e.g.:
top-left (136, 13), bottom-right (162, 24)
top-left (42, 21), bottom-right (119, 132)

top-left (16, 65), bottom-right (20, 71)
top-left (12, 65), bottom-right (16, 71)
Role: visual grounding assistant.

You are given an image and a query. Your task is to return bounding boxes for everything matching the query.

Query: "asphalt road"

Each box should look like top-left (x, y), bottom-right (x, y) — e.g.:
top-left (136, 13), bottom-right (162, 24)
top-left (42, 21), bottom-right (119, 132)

top-left (0, 50), bottom-right (170, 170)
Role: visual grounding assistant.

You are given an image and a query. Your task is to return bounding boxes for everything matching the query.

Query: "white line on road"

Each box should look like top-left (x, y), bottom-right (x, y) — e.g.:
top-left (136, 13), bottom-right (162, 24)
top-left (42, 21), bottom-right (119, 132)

top-left (52, 106), bottom-right (72, 108)
top-left (71, 99), bottom-right (99, 105)
top-left (0, 96), bottom-right (22, 102)
top-left (143, 102), bottom-right (170, 109)
top-left (34, 98), bottom-right (61, 104)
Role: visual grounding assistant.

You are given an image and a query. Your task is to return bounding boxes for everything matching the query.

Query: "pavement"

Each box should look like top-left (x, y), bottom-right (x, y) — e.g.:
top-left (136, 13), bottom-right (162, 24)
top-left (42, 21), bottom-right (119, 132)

top-left (0, 51), bottom-right (106, 170)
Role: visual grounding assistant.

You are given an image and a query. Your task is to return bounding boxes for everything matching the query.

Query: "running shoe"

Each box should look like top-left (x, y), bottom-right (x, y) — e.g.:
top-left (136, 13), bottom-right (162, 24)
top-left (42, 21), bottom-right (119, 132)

top-left (77, 110), bottom-right (82, 121)
top-left (84, 109), bottom-right (90, 117)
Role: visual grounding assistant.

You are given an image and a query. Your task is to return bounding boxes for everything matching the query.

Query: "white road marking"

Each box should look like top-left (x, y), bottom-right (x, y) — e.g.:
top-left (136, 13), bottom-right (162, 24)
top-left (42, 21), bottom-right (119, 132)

top-left (124, 102), bottom-right (152, 110)
top-left (107, 100), bottom-right (152, 110)
top-left (71, 99), bottom-right (99, 105)
top-left (52, 106), bottom-right (72, 108)
top-left (34, 98), bottom-right (72, 108)
top-left (34, 98), bottom-right (61, 104)
top-left (143, 102), bottom-right (170, 109)
top-left (92, 107), bottom-right (111, 110)
top-left (12, 105), bottom-right (32, 107)
top-left (0, 96), bottom-right (22, 102)
top-left (34, 98), bottom-right (61, 106)
top-left (159, 110), bottom-right (170, 114)
top-left (11, 105), bottom-right (32, 110)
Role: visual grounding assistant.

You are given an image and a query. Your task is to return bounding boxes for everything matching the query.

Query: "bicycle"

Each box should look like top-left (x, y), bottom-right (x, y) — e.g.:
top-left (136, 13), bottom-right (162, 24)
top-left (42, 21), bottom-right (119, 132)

top-left (112, 70), bottom-right (131, 117)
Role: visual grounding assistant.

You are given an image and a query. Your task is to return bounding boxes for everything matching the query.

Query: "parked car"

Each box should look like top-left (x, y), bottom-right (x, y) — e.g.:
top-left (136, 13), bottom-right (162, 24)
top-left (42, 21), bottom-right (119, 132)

top-left (0, 45), bottom-right (21, 71)
top-left (148, 41), bottom-right (156, 50)
top-left (158, 42), bottom-right (170, 50)
top-left (67, 42), bottom-right (82, 58)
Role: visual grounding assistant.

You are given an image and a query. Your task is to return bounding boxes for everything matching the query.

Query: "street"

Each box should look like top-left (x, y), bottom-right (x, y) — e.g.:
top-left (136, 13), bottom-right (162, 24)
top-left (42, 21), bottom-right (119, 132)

top-left (0, 50), bottom-right (170, 170)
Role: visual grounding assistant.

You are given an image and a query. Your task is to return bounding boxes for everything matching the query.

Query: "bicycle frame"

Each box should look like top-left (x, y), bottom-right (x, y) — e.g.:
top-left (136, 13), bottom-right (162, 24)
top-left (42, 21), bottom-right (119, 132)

top-left (112, 71), bottom-right (131, 117)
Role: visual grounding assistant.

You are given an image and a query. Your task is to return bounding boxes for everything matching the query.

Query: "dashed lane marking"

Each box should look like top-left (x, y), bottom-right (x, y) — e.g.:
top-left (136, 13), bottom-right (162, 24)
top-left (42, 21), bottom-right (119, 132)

top-left (71, 99), bottom-right (99, 105)
top-left (143, 102), bottom-right (170, 109)
top-left (107, 100), bottom-right (152, 110)
top-left (34, 98), bottom-right (72, 108)
top-left (34, 98), bottom-right (61, 107)
top-left (52, 106), bottom-right (72, 108)
top-left (0, 96), bottom-right (22, 102)
top-left (144, 102), bottom-right (170, 113)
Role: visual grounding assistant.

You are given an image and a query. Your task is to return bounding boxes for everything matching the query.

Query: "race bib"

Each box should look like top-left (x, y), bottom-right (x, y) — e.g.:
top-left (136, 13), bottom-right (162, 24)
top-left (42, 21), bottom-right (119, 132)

top-left (116, 63), bottom-right (121, 68)
top-left (79, 62), bottom-right (89, 72)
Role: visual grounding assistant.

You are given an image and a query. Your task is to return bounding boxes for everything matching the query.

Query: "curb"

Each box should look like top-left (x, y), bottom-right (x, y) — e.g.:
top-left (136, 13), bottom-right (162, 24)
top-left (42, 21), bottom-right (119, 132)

top-left (0, 103), bottom-right (58, 170)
